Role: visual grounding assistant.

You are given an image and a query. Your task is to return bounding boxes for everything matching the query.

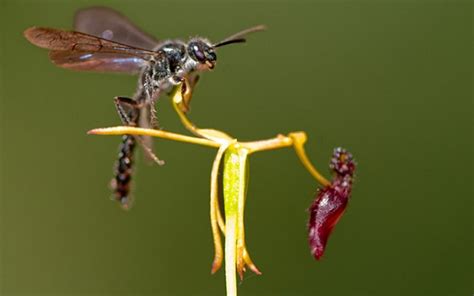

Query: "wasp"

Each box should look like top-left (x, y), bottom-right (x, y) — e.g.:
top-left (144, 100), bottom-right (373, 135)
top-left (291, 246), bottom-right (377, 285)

top-left (24, 6), bottom-right (264, 208)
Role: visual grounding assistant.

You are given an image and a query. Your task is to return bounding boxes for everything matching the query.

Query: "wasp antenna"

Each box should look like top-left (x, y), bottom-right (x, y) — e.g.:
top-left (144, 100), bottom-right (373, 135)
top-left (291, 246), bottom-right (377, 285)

top-left (213, 25), bottom-right (266, 48)
top-left (213, 38), bottom-right (246, 48)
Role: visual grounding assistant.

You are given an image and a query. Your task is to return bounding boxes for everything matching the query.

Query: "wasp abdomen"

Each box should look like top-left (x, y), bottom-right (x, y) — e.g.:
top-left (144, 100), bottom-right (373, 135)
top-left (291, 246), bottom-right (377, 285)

top-left (112, 134), bottom-right (136, 209)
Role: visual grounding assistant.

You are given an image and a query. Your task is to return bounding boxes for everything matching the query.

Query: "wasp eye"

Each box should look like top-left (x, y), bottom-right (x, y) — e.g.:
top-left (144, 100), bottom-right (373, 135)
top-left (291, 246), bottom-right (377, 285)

top-left (189, 42), bottom-right (208, 63)
top-left (195, 49), bottom-right (205, 61)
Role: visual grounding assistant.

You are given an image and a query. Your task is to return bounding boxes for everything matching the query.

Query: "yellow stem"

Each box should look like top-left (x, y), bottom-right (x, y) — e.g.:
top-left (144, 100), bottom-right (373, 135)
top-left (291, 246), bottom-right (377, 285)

top-left (225, 217), bottom-right (237, 296)
top-left (289, 132), bottom-right (331, 187)
top-left (89, 126), bottom-right (330, 186)
top-left (88, 127), bottom-right (220, 148)
top-left (171, 93), bottom-right (203, 138)
top-left (171, 85), bottom-right (234, 143)
top-left (242, 134), bottom-right (293, 154)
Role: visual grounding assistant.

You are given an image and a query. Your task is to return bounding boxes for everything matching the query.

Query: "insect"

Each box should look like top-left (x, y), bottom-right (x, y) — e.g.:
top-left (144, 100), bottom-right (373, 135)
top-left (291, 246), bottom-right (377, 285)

top-left (24, 6), bottom-right (265, 209)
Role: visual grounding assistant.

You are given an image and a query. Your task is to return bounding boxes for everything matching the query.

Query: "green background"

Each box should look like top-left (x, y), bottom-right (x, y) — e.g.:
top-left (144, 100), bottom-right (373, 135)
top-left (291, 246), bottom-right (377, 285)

top-left (0, 0), bottom-right (471, 295)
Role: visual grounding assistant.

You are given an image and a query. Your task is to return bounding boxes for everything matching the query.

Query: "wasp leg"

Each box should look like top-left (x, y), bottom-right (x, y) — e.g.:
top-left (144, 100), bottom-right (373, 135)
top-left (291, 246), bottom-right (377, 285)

top-left (180, 75), bottom-right (200, 113)
top-left (114, 96), bottom-right (164, 165)
top-left (114, 96), bottom-right (144, 126)
top-left (148, 91), bottom-right (161, 129)
top-left (110, 97), bottom-right (141, 209)
top-left (191, 74), bottom-right (200, 88)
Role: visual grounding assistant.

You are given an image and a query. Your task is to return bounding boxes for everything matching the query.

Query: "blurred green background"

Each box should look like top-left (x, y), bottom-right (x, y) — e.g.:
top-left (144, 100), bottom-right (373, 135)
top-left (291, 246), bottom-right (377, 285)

top-left (0, 0), bottom-right (471, 295)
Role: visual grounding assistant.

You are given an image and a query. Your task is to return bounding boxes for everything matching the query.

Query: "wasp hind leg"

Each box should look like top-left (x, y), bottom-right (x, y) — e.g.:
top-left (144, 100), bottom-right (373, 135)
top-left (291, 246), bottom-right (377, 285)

top-left (113, 96), bottom-right (164, 165)
top-left (114, 96), bottom-right (142, 126)
top-left (110, 97), bottom-right (164, 210)
top-left (110, 97), bottom-right (141, 209)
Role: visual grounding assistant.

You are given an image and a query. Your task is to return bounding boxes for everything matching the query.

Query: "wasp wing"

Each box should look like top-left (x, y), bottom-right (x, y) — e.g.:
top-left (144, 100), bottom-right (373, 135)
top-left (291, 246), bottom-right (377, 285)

top-left (24, 27), bottom-right (159, 73)
top-left (48, 51), bottom-right (146, 74)
top-left (74, 7), bottom-right (159, 50)
top-left (24, 27), bottom-right (156, 56)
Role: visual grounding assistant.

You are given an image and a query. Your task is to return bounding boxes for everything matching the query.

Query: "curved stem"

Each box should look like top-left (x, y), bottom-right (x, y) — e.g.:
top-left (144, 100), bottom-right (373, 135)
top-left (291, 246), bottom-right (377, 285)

top-left (171, 84), bottom-right (234, 143)
top-left (171, 90), bottom-right (202, 138)
top-left (216, 197), bottom-right (226, 234)
top-left (236, 148), bottom-right (248, 280)
top-left (210, 142), bottom-right (231, 274)
top-left (289, 132), bottom-right (331, 187)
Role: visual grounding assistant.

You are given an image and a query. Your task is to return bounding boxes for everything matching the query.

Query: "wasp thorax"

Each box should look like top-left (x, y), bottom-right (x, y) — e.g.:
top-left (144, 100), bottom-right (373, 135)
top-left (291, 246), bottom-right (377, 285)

top-left (188, 40), bottom-right (217, 68)
top-left (161, 43), bottom-right (186, 72)
top-left (152, 57), bottom-right (170, 81)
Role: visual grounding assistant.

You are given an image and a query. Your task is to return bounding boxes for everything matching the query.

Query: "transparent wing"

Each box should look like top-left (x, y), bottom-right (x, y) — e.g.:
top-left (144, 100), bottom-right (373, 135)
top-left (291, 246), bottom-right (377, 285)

top-left (24, 27), bottom-right (160, 73)
top-left (48, 50), bottom-right (146, 73)
top-left (24, 27), bottom-right (156, 57)
top-left (74, 7), bottom-right (159, 50)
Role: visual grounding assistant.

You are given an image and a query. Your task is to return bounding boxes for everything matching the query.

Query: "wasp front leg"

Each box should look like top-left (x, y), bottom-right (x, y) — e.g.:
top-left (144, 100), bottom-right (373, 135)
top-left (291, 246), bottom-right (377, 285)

top-left (179, 74), bottom-right (200, 113)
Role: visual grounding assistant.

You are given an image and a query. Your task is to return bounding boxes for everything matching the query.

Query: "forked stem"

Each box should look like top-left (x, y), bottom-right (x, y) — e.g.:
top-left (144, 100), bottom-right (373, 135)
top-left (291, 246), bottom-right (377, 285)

top-left (89, 82), bottom-right (331, 296)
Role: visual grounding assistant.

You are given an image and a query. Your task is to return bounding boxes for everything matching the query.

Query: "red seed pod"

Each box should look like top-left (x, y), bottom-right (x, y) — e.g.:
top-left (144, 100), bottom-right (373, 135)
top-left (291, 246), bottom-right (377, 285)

top-left (308, 148), bottom-right (355, 260)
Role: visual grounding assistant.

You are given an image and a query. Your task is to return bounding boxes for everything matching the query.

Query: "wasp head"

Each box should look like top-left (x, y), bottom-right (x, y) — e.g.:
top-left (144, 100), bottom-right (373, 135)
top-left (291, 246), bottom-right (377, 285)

top-left (187, 39), bottom-right (216, 70)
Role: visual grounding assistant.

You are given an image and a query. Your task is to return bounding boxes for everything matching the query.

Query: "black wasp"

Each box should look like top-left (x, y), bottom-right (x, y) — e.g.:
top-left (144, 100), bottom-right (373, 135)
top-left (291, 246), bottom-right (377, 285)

top-left (24, 6), bottom-right (264, 209)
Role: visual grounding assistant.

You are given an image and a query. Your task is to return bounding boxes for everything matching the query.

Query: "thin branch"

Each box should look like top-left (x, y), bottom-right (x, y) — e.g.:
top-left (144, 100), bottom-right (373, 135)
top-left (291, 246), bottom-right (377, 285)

top-left (289, 132), bottom-right (331, 187)
top-left (242, 134), bottom-right (293, 154)
top-left (88, 126), bottom-right (220, 148)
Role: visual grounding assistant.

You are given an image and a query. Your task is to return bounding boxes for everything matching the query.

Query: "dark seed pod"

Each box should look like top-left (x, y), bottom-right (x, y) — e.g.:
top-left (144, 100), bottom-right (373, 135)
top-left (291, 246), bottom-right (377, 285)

top-left (308, 148), bottom-right (355, 260)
